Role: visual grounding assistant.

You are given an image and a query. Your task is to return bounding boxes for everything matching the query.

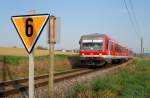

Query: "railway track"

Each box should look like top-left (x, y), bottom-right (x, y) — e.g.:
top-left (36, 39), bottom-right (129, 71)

top-left (0, 60), bottom-right (133, 97)
top-left (0, 68), bottom-right (93, 97)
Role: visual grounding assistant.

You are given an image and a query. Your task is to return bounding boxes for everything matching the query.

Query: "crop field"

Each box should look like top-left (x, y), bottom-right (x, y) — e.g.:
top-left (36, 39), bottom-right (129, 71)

top-left (0, 47), bottom-right (78, 56)
top-left (67, 58), bottom-right (150, 98)
top-left (0, 47), bottom-right (48, 56)
top-left (0, 48), bottom-right (79, 81)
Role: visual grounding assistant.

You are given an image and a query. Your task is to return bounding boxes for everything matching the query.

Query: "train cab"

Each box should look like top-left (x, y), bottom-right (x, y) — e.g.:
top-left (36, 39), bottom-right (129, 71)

top-left (79, 34), bottom-right (108, 66)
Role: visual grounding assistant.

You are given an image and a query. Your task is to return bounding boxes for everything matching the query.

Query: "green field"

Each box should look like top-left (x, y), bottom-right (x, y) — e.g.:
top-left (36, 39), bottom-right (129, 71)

top-left (67, 58), bottom-right (150, 98)
top-left (0, 54), bottom-right (70, 65)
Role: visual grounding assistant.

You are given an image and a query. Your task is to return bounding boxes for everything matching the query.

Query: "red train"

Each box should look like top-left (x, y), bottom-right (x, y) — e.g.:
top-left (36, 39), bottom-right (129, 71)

top-left (79, 33), bottom-right (133, 66)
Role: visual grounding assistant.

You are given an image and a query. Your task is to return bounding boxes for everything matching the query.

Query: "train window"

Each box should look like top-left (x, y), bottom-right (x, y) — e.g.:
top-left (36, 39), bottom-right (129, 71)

top-left (82, 42), bottom-right (103, 51)
top-left (93, 43), bottom-right (103, 51)
top-left (82, 43), bottom-right (93, 50)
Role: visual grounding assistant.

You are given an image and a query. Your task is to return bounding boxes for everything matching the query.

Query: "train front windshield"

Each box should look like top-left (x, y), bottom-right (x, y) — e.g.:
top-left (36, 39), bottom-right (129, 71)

top-left (81, 40), bottom-right (103, 51)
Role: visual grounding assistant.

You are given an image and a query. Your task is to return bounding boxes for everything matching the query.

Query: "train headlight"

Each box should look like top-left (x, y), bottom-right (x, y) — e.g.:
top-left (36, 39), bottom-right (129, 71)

top-left (82, 53), bottom-right (84, 55)
top-left (99, 53), bottom-right (102, 55)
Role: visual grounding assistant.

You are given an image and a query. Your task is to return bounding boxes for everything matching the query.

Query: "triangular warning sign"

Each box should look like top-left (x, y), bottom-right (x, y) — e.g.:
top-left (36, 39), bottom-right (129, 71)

top-left (11, 14), bottom-right (49, 54)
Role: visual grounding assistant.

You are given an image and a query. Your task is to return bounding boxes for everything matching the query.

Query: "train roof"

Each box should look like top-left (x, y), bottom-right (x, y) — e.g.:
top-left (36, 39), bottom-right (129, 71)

top-left (80, 33), bottom-right (106, 40)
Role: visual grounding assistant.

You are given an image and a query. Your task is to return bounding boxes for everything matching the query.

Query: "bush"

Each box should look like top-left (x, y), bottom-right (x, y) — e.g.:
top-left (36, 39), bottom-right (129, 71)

top-left (0, 55), bottom-right (26, 65)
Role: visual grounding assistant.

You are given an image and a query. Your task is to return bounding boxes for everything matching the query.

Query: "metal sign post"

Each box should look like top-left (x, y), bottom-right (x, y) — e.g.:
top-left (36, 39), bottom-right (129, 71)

top-left (28, 10), bottom-right (35, 98)
top-left (29, 52), bottom-right (34, 98)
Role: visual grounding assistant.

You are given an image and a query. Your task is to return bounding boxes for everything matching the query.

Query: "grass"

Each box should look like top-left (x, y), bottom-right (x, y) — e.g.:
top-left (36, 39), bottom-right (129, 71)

top-left (67, 58), bottom-right (150, 98)
top-left (0, 55), bottom-right (27, 65)
top-left (36, 54), bottom-right (68, 60)
top-left (0, 54), bottom-right (69, 65)
top-left (0, 53), bottom-right (78, 81)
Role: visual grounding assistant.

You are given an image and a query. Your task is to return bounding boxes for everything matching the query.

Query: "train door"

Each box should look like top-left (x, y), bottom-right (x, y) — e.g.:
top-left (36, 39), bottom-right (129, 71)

top-left (108, 40), bottom-right (111, 55)
top-left (106, 40), bottom-right (112, 63)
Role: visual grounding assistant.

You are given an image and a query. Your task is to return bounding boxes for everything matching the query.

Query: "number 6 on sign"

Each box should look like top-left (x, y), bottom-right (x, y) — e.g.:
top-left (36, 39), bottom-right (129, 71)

top-left (11, 14), bottom-right (49, 54)
top-left (26, 18), bottom-right (33, 37)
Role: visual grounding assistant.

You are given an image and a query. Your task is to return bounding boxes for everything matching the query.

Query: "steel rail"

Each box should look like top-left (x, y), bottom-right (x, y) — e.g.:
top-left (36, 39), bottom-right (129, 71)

top-left (0, 68), bottom-right (91, 97)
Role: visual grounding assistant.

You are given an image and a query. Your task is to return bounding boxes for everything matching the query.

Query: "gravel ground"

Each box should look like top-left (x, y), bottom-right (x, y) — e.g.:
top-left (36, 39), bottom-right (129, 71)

top-left (3, 60), bottom-right (133, 98)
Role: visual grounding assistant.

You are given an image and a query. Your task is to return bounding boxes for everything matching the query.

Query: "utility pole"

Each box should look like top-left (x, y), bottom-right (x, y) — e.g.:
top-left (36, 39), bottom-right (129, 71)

top-left (143, 48), bottom-right (144, 57)
top-left (140, 37), bottom-right (143, 57)
top-left (141, 37), bottom-right (143, 57)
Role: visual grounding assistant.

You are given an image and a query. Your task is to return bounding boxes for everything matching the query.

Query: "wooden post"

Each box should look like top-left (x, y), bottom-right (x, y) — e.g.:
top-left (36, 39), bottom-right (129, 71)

top-left (48, 43), bottom-right (54, 98)
top-left (48, 16), bottom-right (54, 98)
top-left (48, 15), bottom-right (57, 98)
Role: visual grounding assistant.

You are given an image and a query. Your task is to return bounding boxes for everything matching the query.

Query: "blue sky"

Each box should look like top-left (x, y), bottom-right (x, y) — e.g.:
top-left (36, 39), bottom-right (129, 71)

top-left (0, 0), bottom-right (149, 53)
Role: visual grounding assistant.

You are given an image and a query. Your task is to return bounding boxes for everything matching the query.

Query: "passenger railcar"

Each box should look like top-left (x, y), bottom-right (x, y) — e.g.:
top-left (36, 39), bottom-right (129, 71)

top-left (79, 33), bottom-right (133, 66)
